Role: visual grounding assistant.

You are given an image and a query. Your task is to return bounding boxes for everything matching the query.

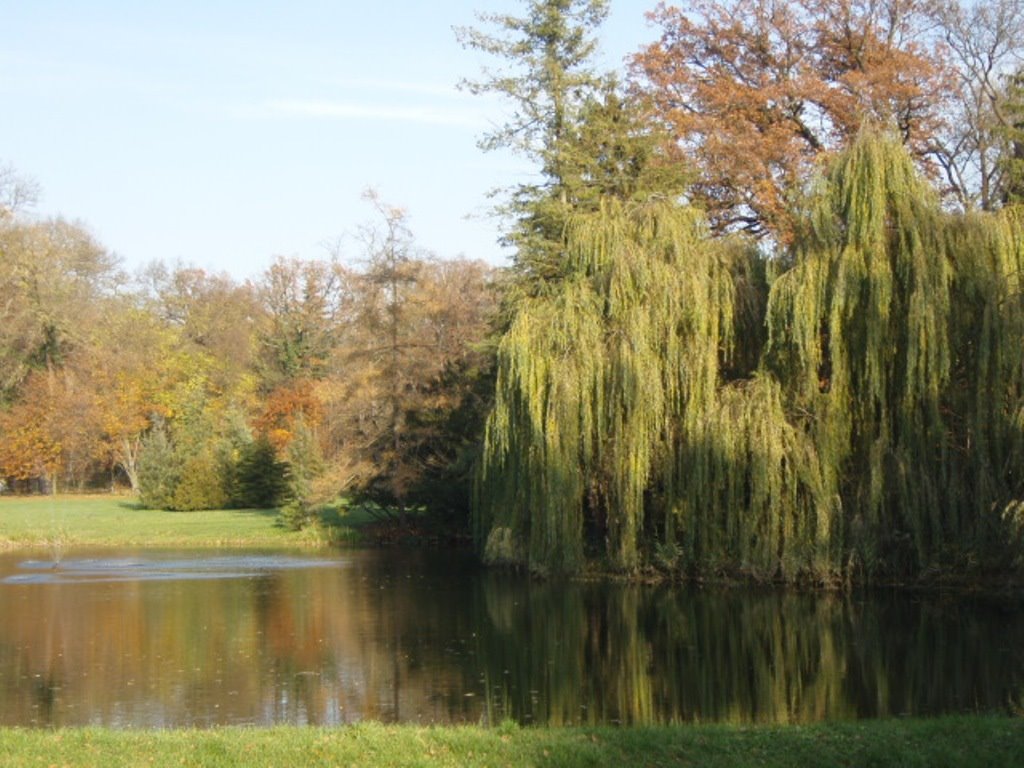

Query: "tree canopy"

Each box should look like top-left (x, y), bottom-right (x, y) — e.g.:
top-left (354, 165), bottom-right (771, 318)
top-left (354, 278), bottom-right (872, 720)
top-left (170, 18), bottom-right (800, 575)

top-left (633, 0), bottom-right (953, 241)
top-left (476, 125), bottom-right (1024, 580)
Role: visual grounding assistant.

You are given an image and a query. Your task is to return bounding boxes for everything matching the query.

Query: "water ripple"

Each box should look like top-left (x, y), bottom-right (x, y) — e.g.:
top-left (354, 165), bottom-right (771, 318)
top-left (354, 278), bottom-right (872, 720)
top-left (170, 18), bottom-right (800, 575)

top-left (2, 555), bottom-right (344, 584)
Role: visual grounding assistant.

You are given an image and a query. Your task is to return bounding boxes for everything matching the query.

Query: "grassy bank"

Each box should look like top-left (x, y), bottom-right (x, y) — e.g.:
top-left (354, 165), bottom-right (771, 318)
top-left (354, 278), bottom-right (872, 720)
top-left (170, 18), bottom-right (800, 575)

top-left (0, 717), bottom-right (1021, 767)
top-left (0, 494), bottom-right (349, 550)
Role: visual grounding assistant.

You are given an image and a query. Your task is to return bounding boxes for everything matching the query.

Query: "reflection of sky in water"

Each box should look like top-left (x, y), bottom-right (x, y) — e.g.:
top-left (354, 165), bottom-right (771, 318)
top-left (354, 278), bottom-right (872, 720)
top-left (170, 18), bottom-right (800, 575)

top-left (3, 555), bottom-right (344, 584)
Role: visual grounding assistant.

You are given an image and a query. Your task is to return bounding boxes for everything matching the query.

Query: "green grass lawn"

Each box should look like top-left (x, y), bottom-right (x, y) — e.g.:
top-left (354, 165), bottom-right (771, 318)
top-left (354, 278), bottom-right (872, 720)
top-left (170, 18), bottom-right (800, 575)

top-left (0, 494), bottom-right (342, 550)
top-left (0, 717), bottom-right (1021, 767)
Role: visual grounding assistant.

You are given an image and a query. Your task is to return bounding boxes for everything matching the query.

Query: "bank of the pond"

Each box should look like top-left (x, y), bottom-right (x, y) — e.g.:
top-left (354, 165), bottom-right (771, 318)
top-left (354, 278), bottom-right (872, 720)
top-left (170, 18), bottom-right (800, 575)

top-left (0, 717), bottom-right (1020, 767)
top-left (572, 561), bottom-right (1024, 597)
top-left (1, 496), bottom-right (1020, 592)
top-left (0, 494), bottom-right (347, 550)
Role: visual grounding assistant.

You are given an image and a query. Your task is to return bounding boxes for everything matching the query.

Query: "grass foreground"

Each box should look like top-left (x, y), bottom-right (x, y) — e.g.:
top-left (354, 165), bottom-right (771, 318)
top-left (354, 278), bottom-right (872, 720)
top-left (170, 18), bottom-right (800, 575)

top-left (0, 717), bottom-right (1022, 767)
top-left (0, 494), bottom-right (351, 550)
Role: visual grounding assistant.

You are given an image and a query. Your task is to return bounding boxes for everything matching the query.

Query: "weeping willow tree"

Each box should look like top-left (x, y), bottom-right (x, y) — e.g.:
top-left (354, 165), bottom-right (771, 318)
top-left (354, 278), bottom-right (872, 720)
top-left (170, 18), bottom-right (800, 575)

top-left (765, 131), bottom-right (951, 574)
top-left (478, 125), bottom-right (1024, 580)
top-left (475, 199), bottom-right (736, 574)
top-left (766, 129), bottom-right (1024, 577)
top-left (672, 374), bottom-right (835, 580)
top-left (943, 205), bottom-right (1024, 570)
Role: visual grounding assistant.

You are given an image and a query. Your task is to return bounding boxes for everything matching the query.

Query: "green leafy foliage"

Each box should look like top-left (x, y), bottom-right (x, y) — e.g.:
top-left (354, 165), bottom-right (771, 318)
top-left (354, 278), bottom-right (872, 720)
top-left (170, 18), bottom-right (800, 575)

top-left (136, 424), bottom-right (181, 511)
top-left (476, 198), bottom-right (736, 573)
top-left (233, 436), bottom-right (290, 510)
top-left (478, 128), bottom-right (1024, 581)
top-left (278, 416), bottom-right (323, 529)
top-left (765, 130), bottom-right (953, 575)
top-left (999, 69), bottom-right (1024, 204)
top-left (170, 450), bottom-right (230, 512)
top-left (137, 420), bottom-right (290, 514)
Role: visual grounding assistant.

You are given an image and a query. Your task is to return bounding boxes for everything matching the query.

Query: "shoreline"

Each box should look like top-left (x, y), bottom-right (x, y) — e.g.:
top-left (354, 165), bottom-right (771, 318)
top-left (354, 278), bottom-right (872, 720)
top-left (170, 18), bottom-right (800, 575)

top-left (3, 494), bottom-right (1023, 594)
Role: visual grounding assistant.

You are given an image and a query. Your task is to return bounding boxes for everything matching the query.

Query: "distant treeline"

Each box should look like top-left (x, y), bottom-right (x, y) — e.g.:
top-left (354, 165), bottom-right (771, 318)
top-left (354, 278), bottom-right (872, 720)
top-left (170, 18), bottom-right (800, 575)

top-left (0, 190), bottom-right (497, 527)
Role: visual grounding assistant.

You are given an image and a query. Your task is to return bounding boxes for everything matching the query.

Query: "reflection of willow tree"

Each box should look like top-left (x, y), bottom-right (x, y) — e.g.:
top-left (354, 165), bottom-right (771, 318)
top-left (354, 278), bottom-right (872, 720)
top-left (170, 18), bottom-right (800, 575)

top-left (0, 558), bottom-right (1022, 726)
top-left (479, 574), bottom-right (592, 725)
top-left (642, 592), bottom-right (855, 724)
top-left (474, 578), bottom-right (1024, 725)
top-left (842, 597), bottom-right (1024, 718)
top-left (477, 580), bottom-right (854, 724)
top-left (478, 129), bottom-right (1024, 579)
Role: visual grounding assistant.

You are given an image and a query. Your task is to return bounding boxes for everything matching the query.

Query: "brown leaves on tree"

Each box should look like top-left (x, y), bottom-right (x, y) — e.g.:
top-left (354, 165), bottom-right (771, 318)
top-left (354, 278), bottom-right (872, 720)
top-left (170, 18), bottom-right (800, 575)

top-left (633, 0), bottom-right (954, 242)
top-left (253, 379), bottom-right (324, 452)
top-left (0, 368), bottom-right (103, 488)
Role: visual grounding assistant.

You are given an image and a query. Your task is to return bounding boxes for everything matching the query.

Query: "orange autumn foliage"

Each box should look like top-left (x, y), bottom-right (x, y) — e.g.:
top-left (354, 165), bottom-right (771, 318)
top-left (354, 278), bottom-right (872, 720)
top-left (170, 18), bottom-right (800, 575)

top-left (633, 0), bottom-right (955, 242)
top-left (252, 380), bottom-right (324, 451)
top-left (0, 369), bottom-right (103, 485)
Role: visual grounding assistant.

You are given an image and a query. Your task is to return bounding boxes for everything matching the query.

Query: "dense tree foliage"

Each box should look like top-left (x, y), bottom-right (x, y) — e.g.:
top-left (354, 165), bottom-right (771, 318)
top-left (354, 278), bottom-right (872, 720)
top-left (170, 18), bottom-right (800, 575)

top-left (321, 198), bottom-right (497, 518)
top-left (477, 127), bottom-right (1024, 580)
top-left (633, 0), bottom-right (952, 241)
top-left (466, 0), bottom-right (1024, 581)
top-left (5, 0), bottom-right (1024, 584)
top-left (0, 217), bottom-right (121, 406)
top-left (476, 199), bottom-right (741, 573)
top-left (1000, 69), bottom-right (1024, 203)
top-left (457, 0), bottom-right (610, 182)
top-left (233, 436), bottom-right (291, 510)
top-left (0, 188), bottom-right (496, 517)
top-left (458, 0), bottom-right (620, 275)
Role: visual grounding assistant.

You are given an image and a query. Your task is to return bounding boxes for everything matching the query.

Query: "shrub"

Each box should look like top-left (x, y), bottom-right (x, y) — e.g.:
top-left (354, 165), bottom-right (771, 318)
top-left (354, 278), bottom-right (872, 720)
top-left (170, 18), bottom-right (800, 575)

top-left (137, 425), bottom-right (181, 510)
top-left (233, 436), bottom-right (290, 509)
top-left (170, 451), bottom-right (230, 511)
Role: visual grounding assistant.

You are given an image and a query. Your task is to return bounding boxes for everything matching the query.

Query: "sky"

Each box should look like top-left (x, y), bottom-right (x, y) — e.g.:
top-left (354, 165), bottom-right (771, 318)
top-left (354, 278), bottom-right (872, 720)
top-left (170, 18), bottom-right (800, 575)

top-left (1, 1), bottom-right (657, 281)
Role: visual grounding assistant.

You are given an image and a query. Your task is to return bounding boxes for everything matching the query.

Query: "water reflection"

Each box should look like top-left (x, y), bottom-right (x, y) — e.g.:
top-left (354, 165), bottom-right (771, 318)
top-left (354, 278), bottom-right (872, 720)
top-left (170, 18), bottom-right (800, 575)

top-left (4, 555), bottom-right (342, 584)
top-left (0, 549), bottom-right (1020, 727)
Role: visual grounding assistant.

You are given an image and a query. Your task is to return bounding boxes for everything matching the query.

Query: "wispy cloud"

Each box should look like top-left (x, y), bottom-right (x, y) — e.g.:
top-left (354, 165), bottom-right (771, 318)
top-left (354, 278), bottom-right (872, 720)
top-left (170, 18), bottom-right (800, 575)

top-left (266, 98), bottom-right (486, 128)
top-left (322, 78), bottom-right (465, 100)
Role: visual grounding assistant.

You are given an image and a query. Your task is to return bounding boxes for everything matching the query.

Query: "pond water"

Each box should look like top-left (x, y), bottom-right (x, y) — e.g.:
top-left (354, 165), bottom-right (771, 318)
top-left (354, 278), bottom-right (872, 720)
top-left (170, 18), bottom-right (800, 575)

top-left (0, 548), bottom-right (1021, 727)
